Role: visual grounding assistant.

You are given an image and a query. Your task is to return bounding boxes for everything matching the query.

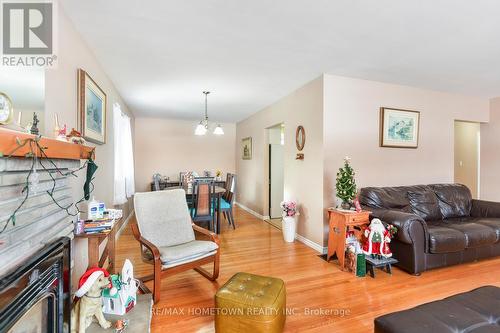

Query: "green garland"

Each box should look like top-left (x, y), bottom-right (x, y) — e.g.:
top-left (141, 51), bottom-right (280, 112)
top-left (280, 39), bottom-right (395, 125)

top-left (0, 136), bottom-right (94, 234)
top-left (336, 158), bottom-right (357, 204)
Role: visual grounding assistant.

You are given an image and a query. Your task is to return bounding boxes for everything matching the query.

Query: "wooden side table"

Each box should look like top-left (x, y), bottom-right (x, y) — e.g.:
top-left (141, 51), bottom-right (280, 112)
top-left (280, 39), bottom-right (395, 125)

top-left (74, 217), bottom-right (124, 273)
top-left (326, 209), bottom-right (371, 271)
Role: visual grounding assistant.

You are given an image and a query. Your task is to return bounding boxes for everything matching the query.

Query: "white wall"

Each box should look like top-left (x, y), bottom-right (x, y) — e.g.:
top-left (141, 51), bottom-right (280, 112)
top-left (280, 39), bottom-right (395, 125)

top-left (481, 97), bottom-right (500, 201)
top-left (134, 117), bottom-right (236, 192)
top-left (236, 77), bottom-right (324, 246)
top-left (44, 6), bottom-right (135, 290)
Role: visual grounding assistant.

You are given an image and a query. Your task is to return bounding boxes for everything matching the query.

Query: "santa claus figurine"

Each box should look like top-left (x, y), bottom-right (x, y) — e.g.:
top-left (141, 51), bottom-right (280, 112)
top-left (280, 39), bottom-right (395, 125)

top-left (362, 219), bottom-right (393, 258)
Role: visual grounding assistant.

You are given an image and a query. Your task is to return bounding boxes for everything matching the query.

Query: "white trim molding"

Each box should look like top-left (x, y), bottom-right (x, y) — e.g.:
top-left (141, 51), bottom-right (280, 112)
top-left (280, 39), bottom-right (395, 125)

top-left (236, 202), bottom-right (327, 254)
top-left (235, 202), bottom-right (267, 220)
top-left (295, 234), bottom-right (327, 254)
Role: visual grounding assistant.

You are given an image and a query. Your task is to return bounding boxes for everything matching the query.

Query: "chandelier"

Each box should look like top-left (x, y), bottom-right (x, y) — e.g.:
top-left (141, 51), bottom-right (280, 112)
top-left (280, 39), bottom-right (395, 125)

top-left (194, 91), bottom-right (224, 135)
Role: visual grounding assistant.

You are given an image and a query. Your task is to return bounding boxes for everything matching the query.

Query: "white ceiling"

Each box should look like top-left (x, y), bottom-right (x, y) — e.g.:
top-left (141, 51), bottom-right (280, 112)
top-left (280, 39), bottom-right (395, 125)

top-left (61, 1), bottom-right (500, 122)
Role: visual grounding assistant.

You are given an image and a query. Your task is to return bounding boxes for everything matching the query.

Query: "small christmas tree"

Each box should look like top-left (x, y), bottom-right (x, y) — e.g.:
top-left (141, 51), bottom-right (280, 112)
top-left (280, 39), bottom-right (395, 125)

top-left (336, 157), bottom-right (357, 209)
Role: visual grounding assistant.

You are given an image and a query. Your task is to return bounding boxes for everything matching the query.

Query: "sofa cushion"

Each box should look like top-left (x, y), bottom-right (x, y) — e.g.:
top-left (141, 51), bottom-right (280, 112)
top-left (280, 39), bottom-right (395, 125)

top-left (446, 222), bottom-right (498, 248)
top-left (359, 185), bottom-right (430, 212)
top-left (426, 222), bottom-right (467, 253)
top-left (158, 240), bottom-right (218, 265)
top-left (430, 184), bottom-right (472, 219)
top-left (426, 219), bottom-right (498, 253)
top-left (472, 217), bottom-right (500, 242)
top-left (407, 190), bottom-right (442, 221)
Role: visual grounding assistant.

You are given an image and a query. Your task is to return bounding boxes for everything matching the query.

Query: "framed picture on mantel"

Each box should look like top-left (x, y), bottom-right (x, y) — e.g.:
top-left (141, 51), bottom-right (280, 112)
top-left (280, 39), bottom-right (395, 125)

top-left (380, 107), bottom-right (420, 148)
top-left (78, 69), bottom-right (107, 144)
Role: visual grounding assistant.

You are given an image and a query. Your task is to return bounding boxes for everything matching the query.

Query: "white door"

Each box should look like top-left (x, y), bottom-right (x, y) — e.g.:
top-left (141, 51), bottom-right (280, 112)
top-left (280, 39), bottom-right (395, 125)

top-left (270, 144), bottom-right (285, 218)
top-left (454, 121), bottom-right (480, 198)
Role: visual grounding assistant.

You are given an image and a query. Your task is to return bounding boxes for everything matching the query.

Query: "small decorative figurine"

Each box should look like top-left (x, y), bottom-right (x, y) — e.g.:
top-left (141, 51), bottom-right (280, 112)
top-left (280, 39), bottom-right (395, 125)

top-left (115, 319), bottom-right (129, 333)
top-left (71, 268), bottom-right (112, 333)
top-left (30, 112), bottom-right (39, 135)
top-left (362, 218), bottom-right (396, 258)
top-left (353, 196), bottom-right (362, 212)
top-left (56, 124), bottom-right (68, 141)
top-left (67, 128), bottom-right (86, 144)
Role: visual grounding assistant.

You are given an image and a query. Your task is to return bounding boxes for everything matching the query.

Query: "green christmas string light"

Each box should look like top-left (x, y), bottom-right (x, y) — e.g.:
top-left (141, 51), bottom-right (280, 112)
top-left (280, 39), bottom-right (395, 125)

top-left (0, 136), bottom-right (95, 234)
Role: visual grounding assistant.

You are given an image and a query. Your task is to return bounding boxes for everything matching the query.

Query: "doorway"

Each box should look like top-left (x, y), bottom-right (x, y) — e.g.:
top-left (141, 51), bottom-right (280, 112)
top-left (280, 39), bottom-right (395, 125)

top-left (454, 120), bottom-right (480, 198)
top-left (268, 124), bottom-right (285, 219)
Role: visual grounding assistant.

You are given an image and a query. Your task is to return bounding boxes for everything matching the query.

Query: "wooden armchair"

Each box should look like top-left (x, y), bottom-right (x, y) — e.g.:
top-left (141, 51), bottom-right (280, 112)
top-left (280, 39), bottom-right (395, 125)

top-left (132, 189), bottom-right (220, 303)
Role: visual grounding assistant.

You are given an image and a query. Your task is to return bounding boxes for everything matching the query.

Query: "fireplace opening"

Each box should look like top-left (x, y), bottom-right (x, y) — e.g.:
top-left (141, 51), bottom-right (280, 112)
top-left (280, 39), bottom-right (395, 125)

top-left (8, 295), bottom-right (52, 333)
top-left (0, 237), bottom-right (71, 333)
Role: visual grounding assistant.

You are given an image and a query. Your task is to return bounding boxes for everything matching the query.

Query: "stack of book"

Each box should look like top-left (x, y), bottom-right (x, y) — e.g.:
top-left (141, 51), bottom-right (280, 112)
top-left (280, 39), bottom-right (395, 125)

top-left (83, 218), bottom-right (115, 234)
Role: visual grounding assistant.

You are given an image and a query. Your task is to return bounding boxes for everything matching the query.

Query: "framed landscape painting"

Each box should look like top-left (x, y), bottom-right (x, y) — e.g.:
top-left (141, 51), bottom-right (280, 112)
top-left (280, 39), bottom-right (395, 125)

top-left (78, 69), bottom-right (107, 144)
top-left (380, 107), bottom-right (420, 148)
top-left (242, 137), bottom-right (252, 160)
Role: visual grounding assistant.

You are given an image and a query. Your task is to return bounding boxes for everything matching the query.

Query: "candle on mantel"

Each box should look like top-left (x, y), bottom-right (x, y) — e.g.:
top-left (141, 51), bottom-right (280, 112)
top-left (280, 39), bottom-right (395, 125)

top-left (17, 111), bottom-right (22, 125)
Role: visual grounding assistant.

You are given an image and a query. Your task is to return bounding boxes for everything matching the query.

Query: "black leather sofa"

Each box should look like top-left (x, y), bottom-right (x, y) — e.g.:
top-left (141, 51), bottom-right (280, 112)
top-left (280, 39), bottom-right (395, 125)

top-left (359, 184), bottom-right (500, 275)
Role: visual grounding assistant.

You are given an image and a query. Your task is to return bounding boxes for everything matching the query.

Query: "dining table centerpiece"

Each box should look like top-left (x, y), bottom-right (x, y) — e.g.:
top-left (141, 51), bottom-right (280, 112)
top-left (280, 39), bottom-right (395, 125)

top-left (281, 201), bottom-right (299, 242)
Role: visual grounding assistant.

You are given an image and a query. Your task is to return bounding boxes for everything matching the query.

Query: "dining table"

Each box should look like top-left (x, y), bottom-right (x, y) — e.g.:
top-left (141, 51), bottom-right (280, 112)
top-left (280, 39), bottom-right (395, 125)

top-left (166, 185), bottom-right (226, 234)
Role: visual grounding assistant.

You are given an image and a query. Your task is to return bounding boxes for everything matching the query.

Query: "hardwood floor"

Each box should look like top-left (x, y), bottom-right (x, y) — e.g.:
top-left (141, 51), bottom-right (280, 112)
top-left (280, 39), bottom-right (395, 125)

top-left (115, 207), bottom-right (500, 332)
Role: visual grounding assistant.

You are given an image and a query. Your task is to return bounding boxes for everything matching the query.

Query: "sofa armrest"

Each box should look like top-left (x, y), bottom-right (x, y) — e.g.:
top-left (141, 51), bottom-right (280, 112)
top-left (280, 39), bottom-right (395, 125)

top-left (470, 199), bottom-right (500, 218)
top-left (369, 209), bottom-right (428, 249)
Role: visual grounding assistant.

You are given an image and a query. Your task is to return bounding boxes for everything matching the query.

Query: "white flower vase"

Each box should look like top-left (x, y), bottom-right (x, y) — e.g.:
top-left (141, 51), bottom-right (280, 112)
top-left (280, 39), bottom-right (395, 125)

top-left (282, 216), bottom-right (297, 243)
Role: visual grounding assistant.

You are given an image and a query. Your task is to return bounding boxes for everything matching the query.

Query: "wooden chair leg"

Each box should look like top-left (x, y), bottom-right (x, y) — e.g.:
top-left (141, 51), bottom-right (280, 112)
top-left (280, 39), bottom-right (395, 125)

top-left (229, 209), bottom-right (236, 229)
top-left (193, 253), bottom-right (220, 281)
top-left (213, 251), bottom-right (220, 279)
top-left (153, 260), bottom-right (162, 303)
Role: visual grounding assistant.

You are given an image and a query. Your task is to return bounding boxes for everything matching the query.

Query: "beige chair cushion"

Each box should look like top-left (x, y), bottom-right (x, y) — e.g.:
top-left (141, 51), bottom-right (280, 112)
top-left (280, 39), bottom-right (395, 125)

top-left (159, 240), bottom-right (218, 267)
top-left (134, 189), bottom-right (195, 248)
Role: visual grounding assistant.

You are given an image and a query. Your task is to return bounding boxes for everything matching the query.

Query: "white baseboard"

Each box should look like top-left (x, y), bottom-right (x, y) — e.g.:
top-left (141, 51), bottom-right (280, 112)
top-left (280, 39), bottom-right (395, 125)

top-left (235, 202), bottom-right (267, 220)
top-left (295, 234), bottom-right (327, 254)
top-left (236, 202), bottom-right (327, 254)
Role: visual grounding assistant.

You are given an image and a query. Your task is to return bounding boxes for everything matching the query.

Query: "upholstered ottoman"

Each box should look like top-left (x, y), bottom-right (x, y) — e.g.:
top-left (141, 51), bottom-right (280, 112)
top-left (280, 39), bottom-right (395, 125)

top-left (215, 272), bottom-right (286, 333)
top-left (375, 286), bottom-right (500, 333)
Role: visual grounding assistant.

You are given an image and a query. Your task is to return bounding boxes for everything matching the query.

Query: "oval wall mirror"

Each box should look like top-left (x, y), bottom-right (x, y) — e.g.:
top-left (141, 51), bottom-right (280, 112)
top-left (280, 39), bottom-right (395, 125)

top-left (296, 125), bottom-right (305, 151)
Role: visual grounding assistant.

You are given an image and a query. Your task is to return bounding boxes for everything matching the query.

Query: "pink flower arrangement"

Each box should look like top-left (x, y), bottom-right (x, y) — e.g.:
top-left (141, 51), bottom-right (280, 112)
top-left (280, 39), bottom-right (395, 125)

top-left (281, 201), bottom-right (299, 217)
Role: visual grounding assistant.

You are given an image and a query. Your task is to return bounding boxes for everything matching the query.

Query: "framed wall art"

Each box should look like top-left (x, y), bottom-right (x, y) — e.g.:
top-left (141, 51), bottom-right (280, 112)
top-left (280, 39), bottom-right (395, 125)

top-left (242, 137), bottom-right (252, 160)
top-left (380, 107), bottom-right (420, 148)
top-left (78, 69), bottom-right (107, 144)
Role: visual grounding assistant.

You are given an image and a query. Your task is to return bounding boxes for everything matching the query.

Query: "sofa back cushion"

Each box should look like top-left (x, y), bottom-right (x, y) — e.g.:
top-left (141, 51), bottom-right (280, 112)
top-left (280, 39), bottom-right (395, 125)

top-left (429, 184), bottom-right (472, 219)
top-left (359, 185), bottom-right (430, 213)
top-left (407, 190), bottom-right (442, 221)
top-left (360, 184), bottom-right (472, 220)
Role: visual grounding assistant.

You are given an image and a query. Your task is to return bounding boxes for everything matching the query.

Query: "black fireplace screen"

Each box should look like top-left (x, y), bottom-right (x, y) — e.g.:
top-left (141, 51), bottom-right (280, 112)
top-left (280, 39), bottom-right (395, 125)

top-left (0, 237), bottom-right (71, 333)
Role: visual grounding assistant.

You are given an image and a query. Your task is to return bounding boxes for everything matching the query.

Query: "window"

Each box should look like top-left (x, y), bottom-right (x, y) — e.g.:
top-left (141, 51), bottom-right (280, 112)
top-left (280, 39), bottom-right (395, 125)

top-left (113, 103), bottom-right (135, 205)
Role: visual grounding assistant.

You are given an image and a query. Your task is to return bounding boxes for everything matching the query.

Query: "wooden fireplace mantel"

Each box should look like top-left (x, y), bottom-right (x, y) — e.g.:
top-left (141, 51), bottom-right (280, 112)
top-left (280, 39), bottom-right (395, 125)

top-left (0, 127), bottom-right (95, 160)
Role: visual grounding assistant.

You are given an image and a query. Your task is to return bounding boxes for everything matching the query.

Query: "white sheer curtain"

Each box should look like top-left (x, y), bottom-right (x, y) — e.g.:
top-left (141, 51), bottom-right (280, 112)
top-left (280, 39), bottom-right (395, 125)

top-left (113, 103), bottom-right (135, 205)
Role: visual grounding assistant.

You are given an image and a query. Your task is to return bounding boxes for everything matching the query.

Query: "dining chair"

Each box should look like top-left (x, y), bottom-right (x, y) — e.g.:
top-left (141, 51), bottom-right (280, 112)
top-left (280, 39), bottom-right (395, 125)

top-left (179, 172), bottom-right (187, 185)
top-left (152, 173), bottom-right (161, 191)
top-left (191, 178), bottom-right (216, 231)
top-left (132, 189), bottom-right (220, 303)
top-left (221, 174), bottom-right (237, 229)
top-left (223, 173), bottom-right (231, 191)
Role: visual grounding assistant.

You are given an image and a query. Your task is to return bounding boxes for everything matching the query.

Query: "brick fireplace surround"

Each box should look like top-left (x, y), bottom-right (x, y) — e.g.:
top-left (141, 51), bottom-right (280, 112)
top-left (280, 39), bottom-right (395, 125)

top-left (0, 128), bottom-right (94, 331)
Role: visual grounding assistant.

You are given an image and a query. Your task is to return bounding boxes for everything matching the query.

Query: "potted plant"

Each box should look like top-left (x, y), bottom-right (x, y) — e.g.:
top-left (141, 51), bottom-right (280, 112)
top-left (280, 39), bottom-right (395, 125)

top-left (281, 201), bottom-right (299, 242)
top-left (336, 157), bottom-right (357, 210)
